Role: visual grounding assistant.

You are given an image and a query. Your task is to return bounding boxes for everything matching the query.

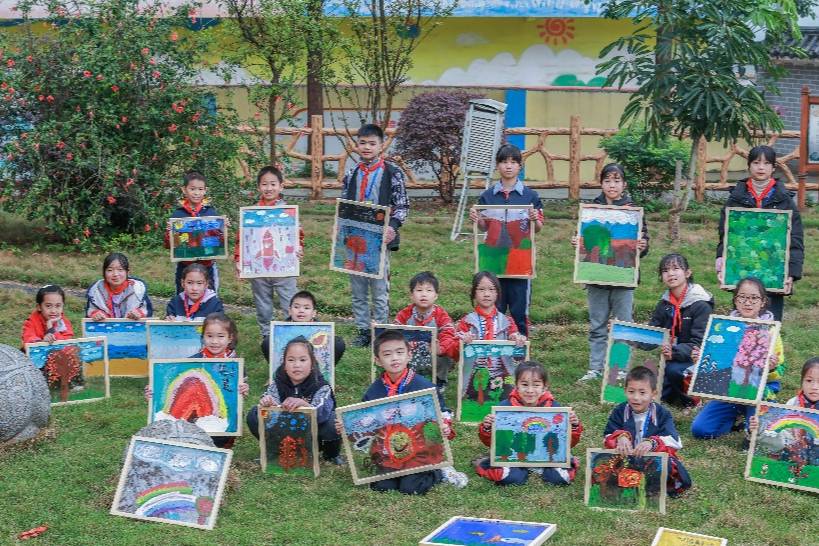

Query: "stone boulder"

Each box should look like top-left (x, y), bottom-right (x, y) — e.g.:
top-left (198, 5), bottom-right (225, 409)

top-left (131, 419), bottom-right (215, 449)
top-left (0, 344), bottom-right (51, 444)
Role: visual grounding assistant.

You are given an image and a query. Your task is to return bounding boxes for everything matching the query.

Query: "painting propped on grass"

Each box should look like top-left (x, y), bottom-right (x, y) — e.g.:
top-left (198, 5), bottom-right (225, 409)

top-left (457, 340), bottom-right (529, 424)
top-left (25, 336), bottom-right (110, 405)
top-left (601, 321), bottom-right (668, 404)
top-left (584, 448), bottom-right (667, 514)
top-left (474, 205), bottom-right (536, 279)
top-left (82, 318), bottom-right (148, 377)
top-left (651, 527), bottom-right (727, 546)
top-left (573, 204), bottom-right (642, 288)
top-left (259, 406), bottom-right (320, 478)
top-left (420, 516), bottom-right (556, 545)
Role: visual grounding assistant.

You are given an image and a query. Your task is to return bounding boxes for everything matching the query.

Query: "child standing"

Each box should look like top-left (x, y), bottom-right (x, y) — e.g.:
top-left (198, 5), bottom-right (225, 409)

top-left (342, 124), bottom-right (409, 347)
top-left (469, 144), bottom-right (543, 337)
top-left (474, 361), bottom-right (583, 486)
top-left (86, 253), bottom-right (153, 319)
top-left (573, 164), bottom-right (650, 381)
top-left (456, 271), bottom-right (527, 351)
top-left (604, 366), bottom-right (691, 497)
top-left (21, 285), bottom-right (74, 345)
top-left (166, 264), bottom-right (224, 320)
top-left (715, 145), bottom-right (804, 321)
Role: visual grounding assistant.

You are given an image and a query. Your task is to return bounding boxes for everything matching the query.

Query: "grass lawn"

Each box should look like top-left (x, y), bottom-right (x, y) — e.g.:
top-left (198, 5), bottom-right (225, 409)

top-left (1, 201), bottom-right (818, 545)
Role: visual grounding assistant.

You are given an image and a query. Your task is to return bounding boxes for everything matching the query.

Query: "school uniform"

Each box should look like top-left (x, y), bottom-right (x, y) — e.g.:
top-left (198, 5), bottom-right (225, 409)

top-left (164, 200), bottom-right (220, 294)
top-left (85, 277), bottom-right (153, 319)
top-left (786, 392), bottom-right (819, 409)
top-left (165, 290), bottom-right (224, 321)
top-left (394, 303), bottom-right (459, 383)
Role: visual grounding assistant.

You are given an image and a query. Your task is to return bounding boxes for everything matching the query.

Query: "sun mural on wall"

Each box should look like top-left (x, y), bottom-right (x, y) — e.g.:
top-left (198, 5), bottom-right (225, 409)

top-left (537, 18), bottom-right (576, 47)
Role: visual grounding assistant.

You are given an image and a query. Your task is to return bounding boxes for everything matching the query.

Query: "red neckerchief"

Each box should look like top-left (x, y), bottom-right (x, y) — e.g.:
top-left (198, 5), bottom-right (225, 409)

top-left (746, 178), bottom-right (777, 208)
top-left (475, 305), bottom-right (497, 340)
top-left (382, 368), bottom-right (414, 396)
top-left (358, 158), bottom-right (384, 201)
top-left (258, 197), bottom-right (282, 206)
top-left (182, 294), bottom-right (203, 319)
top-left (508, 388), bottom-right (555, 407)
top-left (201, 347), bottom-right (229, 359)
top-left (181, 199), bottom-right (204, 216)
top-left (104, 280), bottom-right (130, 317)
top-left (668, 284), bottom-right (688, 342)
top-left (797, 391), bottom-right (819, 409)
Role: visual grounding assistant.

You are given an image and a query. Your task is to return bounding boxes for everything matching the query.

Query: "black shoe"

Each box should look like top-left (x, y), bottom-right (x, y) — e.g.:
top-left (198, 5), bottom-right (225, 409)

top-left (352, 329), bottom-right (371, 348)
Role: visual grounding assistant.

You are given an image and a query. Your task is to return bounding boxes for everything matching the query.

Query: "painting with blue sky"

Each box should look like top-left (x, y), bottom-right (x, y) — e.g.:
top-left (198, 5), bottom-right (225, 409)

top-left (169, 216), bottom-right (227, 262)
top-left (239, 206), bottom-right (299, 278)
top-left (26, 336), bottom-right (109, 405)
top-left (83, 319), bottom-right (148, 376)
top-left (420, 516), bottom-right (556, 546)
top-left (574, 204), bottom-right (643, 287)
top-left (491, 407), bottom-right (571, 467)
top-left (147, 321), bottom-right (203, 360)
top-left (602, 321), bottom-right (668, 404)
top-left (330, 199), bottom-right (389, 279)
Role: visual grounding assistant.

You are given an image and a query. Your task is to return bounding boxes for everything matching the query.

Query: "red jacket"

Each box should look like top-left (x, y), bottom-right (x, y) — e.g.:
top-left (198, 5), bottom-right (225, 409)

top-left (21, 310), bottom-right (74, 345)
top-left (478, 389), bottom-right (583, 447)
top-left (232, 198), bottom-right (305, 263)
top-left (394, 304), bottom-right (459, 360)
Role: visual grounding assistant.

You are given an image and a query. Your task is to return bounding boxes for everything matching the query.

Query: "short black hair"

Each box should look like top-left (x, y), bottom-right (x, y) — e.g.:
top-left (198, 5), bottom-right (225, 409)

top-left (733, 276), bottom-right (768, 312)
top-left (747, 145), bottom-right (776, 167)
top-left (625, 366), bottom-right (657, 391)
top-left (373, 329), bottom-right (409, 356)
top-left (358, 124), bottom-right (384, 141)
top-left (515, 361), bottom-right (549, 385)
top-left (290, 290), bottom-right (317, 308)
top-left (470, 271), bottom-right (501, 303)
top-left (36, 285), bottom-right (65, 305)
top-left (183, 171), bottom-right (206, 186)
top-left (657, 253), bottom-right (693, 283)
top-left (496, 143), bottom-right (522, 164)
top-left (201, 312), bottom-right (238, 350)
top-left (801, 357), bottom-right (819, 382)
top-left (600, 163), bottom-right (626, 183)
top-left (410, 271), bottom-right (439, 293)
top-left (102, 252), bottom-right (130, 275)
top-left (181, 263), bottom-right (210, 283)
top-left (256, 165), bottom-right (283, 185)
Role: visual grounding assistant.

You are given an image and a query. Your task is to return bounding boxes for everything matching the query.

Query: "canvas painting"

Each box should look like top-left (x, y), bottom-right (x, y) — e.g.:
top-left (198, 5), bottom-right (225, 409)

top-left (573, 204), bottom-right (643, 287)
top-left (147, 320), bottom-right (203, 360)
top-left (110, 436), bottom-right (232, 530)
top-left (337, 388), bottom-right (453, 485)
top-left (688, 315), bottom-right (777, 405)
top-left (651, 528), bottom-right (727, 546)
top-left (457, 341), bottom-right (529, 424)
top-left (474, 205), bottom-right (536, 278)
top-left (744, 402), bottom-right (819, 493)
top-left (25, 336), bottom-right (109, 405)
top-left (169, 215), bottom-right (228, 262)
top-left (258, 406), bottom-right (320, 477)
top-left (722, 208), bottom-right (791, 292)
top-left (148, 358), bottom-right (243, 436)
top-left (490, 407), bottom-right (572, 468)
top-left (584, 448), bottom-right (668, 514)
top-left (601, 321), bottom-right (668, 404)
top-left (82, 319), bottom-right (148, 377)
top-left (329, 198), bottom-right (390, 279)
top-left (809, 103), bottom-right (819, 164)
top-left (370, 324), bottom-right (437, 382)
top-left (238, 206), bottom-right (300, 278)
top-left (269, 322), bottom-right (335, 386)
top-left (420, 517), bottom-right (557, 546)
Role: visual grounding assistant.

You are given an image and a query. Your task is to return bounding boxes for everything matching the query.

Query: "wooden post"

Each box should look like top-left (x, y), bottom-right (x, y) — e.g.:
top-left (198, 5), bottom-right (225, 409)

top-left (695, 137), bottom-right (707, 202)
top-left (569, 115), bottom-right (581, 200)
top-left (310, 115), bottom-right (323, 200)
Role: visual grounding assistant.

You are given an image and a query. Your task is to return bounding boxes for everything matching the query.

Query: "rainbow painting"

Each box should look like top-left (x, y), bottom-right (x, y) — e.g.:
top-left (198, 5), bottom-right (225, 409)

top-left (490, 407), bottom-right (572, 468)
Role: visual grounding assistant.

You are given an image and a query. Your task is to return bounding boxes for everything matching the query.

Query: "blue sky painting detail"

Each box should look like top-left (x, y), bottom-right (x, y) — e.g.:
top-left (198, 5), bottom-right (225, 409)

top-left (269, 322), bottom-right (334, 385)
top-left (424, 517), bottom-right (556, 545)
top-left (148, 322), bottom-right (203, 360)
top-left (239, 207), bottom-right (299, 277)
top-left (27, 338), bottom-right (104, 370)
top-left (83, 319), bottom-right (148, 376)
top-left (610, 323), bottom-right (665, 347)
top-left (493, 409), bottom-right (571, 467)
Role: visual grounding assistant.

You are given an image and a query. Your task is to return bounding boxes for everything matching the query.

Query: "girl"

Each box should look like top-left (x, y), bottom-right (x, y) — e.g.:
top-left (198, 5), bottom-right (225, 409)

top-left (691, 277), bottom-right (785, 439)
top-left (715, 145), bottom-right (804, 321)
top-left (247, 336), bottom-right (343, 464)
top-left (166, 263), bottom-right (224, 321)
top-left (649, 254), bottom-right (713, 408)
top-left (86, 253), bottom-right (153, 320)
top-left (456, 271), bottom-right (527, 348)
top-left (750, 359), bottom-right (819, 436)
top-left (22, 285), bottom-right (74, 345)
top-left (475, 361), bottom-right (582, 486)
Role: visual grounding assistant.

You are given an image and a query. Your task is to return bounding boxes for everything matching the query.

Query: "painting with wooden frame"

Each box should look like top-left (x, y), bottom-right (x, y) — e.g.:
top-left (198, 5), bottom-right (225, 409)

top-left (146, 320), bottom-right (204, 360)
top-left (168, 215), bottom-right (228, 262)
top-left (238, 205), bottom-right (300, 278)
top-left (419, 516), bottom-right (557, 546)
top-left (369, 323), bottom-right (437, 382)
top-left (688, 315), bottom-right (777, 405)
top-left (269, 321), bottom-right (335, 387)
top-left (337, 388), bottom-right (453, 486)
top-left (800, 85), bottom-right (819, 173)
top-left (258, 406), bottom-right (320, 478)
top-left (457, 340), bottom-right (529, 424)
top-left (650, 528), bottom-right (727, 546)
top-left (744, 402), bottom-right (819, 494)
top-left (82, 318), bottom-right (148, 377)
top-left (584, 448), bottom-right (668, 514)
top-left (573, 204), bottom-right (643, 288)
top-left (473, 204), bottom-right (536, 279)
top-left (25, 336), bottom-right (110, 406)
top-left (600, 321), bottom-right (668, 404)
top-left (329, 198), bottom-right (390, 279)
top-left (721, 207), bottom-right (792, 293)
top-left (490, 406), bottom-right (572, 468)
top-left (110, 436), bottom-right (232, 530)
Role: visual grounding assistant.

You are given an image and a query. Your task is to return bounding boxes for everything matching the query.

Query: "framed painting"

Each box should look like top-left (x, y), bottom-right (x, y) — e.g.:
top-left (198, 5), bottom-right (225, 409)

top-left (419, 517), bottom-right (556, 546)
top-left (799, 88), bottom-right (819, 174)
top-left (329, 198), bottom-right (390, 279)
top-left (337, 388), bottom-right (453, 485)
top-left (744, 402), bottom-right (819, 494)
top-left (258, 406), bottom-right (320, 478)
top-left (490, 406), bottom-right (572, 468)
top-left (25, 336), bottom-right (110, 406)
top-left (370, 323), bottom-right (437, 382)
top-left (82, 318), bottom-right (148, 377)
top-left (147, 320), bottom-right (203, 360)
top-left (269, 322), bottom-right (335, 386)
top-left (148, 358), bottom-right (243, 436)
top-left (584, 448), bottom-right (668, 514)
top-left (688, 315), bottom-right (777, 405)
top-left (573, 204), bottom-right (643, 288)
top-left (238, 205), bottom-right (300, 278)
top-left (473, 204), bottom-right (536, 279)
top-left (168, 215), bottom-right (228, 262)
top-left (651, 528), bottom-right (727, 546)
top-left (721, 207), bottom-right (792, 293)
top-left (110, 436), bottom-right (232, 530)
top-left (457, 340), bottom-right (529, 424)
top-left (600, 321), bottom-right (668, 404)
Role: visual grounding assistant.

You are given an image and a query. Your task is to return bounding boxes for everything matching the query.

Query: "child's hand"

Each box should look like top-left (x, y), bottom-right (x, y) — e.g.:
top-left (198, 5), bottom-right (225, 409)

top-left (89, 310), bottom-right (106, 321)
top-left (637, 239), bottom-right (647, 251)
top-left (767, 353), bottom-right (778, 370)
top-left (691, 346), bottom-right (700, 363)
top-left (281, 396), bottom-right (308, 411)
top-left (513, 334), bottom-right (527, 347)
top-left (569, 410), bottom-right (579, 427)
top-left (144, 385), bottom-right (153, 401)
top-left (43, 333), bottom-right (56, 343)
top-left (749, 415), bottom-right (759, 432)
top-left (335, 417), bottom-right (343, 434)
top-left (46, 317), bottom-right (59, 330)
top-left (259, 395), bottom-right (276, 407)
top-left (297, 247), bottom-right (304, 260)
top-left (468, 207), bottom-right (479, 223)
top-left (384, 226), bottom-right (396, 244)
top-left (461, 332), bottom-right (475, 345)
top-left (632, 440), bottom-right (653, 457)
top-left (715, 256), bottom-right (723, 274)
top-left (125, 310), bottom-right (142, 320)
top-left (661, 342), bottom-right (672, 360)
top-left (616, 435), bottom-right (632, 456)
top-left (528, 208), bottom-right (539, 222)
top-left (238, 382), bottom-right (249, 397)
top-left (784, 276), bottom-right (794, 295)
top-left (482, 413), bottom-right (495, 429)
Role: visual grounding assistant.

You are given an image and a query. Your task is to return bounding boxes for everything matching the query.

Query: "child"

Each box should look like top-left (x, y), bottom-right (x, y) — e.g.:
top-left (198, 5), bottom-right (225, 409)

top-left (394, 271), bottom-right (458, 388)
top-left (21, 285), bottom-right (74, 345)
top-left (247, 336), bottom-right (343, 464)
top-left (469, 144), bottom-right (543, 336)
top-left (165, 171), bottom-right (220, 294)
top-left (572, 163), bottom-right (650, 381)
top-left (86, 253), bottom-right (153, 319)
top-left (691, 277), bottom-right (785, 440)
top-left (785, 358), bottom-right (819, 409)
top-left (648, 254), bottom-right (713, 408)
top-left (342, 124), bottom-right (409, 347)
top-left (233, 166), bottom-right (302, 338)
top-left (715, 145), bottom-right (804, 321)
top-left (604, 366), bottom-right (691, 497)
top-left (166, 263), bottom-right (224, 321)
top-left (474, 361), bottom-right (583, 486)
top-left (456, 271), bottom-right (527, 353)
top-left (337, 330), bottom-right (468, 494)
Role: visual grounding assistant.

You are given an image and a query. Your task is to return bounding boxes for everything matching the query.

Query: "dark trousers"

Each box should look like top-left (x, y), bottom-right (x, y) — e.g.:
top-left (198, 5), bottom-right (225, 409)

top-left (768, 293), bottom-right (784, 321)
top-left (662, 360), bottom-right (696, 407)
top-left (370, 470), bottom-right (442, 495)
top-left (245, 405), bottom-right (341, 459)
top-left (175, 262), bottom-right (218, 294)
top-left (497, 278), bottom-right (530, 336)
top-left (261, 335), bottom-right (346, 367)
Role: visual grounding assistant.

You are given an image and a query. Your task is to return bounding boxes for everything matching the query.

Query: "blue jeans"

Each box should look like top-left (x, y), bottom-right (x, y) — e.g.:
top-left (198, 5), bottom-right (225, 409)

top-left (349, 255), bottom-right (390, 330)
top-left (691, 400), bottom-right (754, 438)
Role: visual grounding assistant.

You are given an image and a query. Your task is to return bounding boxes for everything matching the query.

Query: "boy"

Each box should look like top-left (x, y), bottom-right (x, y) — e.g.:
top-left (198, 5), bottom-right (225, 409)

top-left (234, 166), bottom-right (303, 340)
top-left (337, 330), bottom-right (467, 494)
top-left (603, 366), bottom-right (691, 497)
top-left (165, 171), bottom-right (220, 294)
top-left (342, 124), bottom-right (409, 347)
top-left (469, 144), bottom-right (543, 337)
top-left (394, 271), bottom-right (458, 389)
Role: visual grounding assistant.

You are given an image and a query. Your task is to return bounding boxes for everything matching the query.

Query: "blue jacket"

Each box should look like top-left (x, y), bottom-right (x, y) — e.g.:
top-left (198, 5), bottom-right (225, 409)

top-left (166, 290), bottom-right (223, 320)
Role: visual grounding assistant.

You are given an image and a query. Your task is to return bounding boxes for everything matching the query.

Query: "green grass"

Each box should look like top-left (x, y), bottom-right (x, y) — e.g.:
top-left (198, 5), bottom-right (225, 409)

top-left (748, 457), bottom-right (819, 489)
top-left (1, 203), bottom-right (819, 545)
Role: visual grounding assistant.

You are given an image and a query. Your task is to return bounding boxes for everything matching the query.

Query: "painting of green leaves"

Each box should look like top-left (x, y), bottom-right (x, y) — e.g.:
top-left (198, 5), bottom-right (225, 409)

top-left (722, 208), bottom-right (791, 292)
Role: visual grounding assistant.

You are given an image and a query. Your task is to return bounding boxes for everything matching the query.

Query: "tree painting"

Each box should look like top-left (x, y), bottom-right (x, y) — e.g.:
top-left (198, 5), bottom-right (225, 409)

top-left (472, 364), bottom-right (491, 406)
top-left (586, 450), bottom-right (667, 513)
top-left (43, 346), bottom-right (82, 402)
top-left (574, 205), bottom-right (642, 287)
top-left (459, 342), bottom-right (527, 424)
top-left (278, 436), bottom-right (309, 472)
top-left (490, 408), bottom-right (571, 468)
top-left (512, 432), bottom-right (535, 461)
top-left (724, 209), bottom-right (791, 291)
top-left (734, 327), bottom-right (770, 388)
top-left (344, 235), bottom-right (368, 272)
top-left (494, 430), bottom-right (514, 461)
top-left (259, 407), bottom-right (319, 477)
top-left (331, 200), bottom-right (389, 279)
top-left (602, 322), bottom-right (668, 404)
top-left (543, 431), bottom-right (561, 462)
top-left (582, 224), bottom-right (613, 264)
top-left (26, 337), bottom-right (108, 405)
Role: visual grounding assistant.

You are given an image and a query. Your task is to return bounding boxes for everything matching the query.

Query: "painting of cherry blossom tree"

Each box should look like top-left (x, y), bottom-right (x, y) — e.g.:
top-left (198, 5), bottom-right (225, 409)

top-left (330, 199), bottom-right (390, 279)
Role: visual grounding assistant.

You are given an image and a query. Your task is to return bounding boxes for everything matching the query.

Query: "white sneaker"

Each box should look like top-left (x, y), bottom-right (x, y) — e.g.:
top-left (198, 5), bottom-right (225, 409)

top-left (440, 466), bottom-right (469, 489)
top-left (578, 370), bottom-right (602, 382)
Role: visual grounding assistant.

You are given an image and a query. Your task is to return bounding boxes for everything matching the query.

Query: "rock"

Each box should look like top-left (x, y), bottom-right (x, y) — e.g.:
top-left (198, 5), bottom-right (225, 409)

top-left (0, 344), bottom-right (51, 444)
top-left (131, 419), bottom-right (215, 449)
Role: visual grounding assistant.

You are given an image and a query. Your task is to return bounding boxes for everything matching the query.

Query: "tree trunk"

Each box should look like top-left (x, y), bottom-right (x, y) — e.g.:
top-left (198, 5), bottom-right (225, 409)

top-left (668, 142), bottom-right (698, 243)
top-left (268, 92), bottom-right (278, 164)
top-left (306, 0), bottom-right (324, 157)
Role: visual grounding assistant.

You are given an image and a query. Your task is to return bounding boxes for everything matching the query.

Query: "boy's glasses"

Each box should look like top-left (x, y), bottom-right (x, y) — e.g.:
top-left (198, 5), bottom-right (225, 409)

top-left (735, 295), bottom-right (763, 304)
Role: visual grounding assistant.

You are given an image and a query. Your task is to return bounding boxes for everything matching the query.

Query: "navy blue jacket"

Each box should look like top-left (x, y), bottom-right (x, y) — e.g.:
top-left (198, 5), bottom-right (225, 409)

top-left (363, 373), bottom-right (445, 409)
top-left (166, 291), bottom-right (223, 320)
